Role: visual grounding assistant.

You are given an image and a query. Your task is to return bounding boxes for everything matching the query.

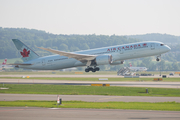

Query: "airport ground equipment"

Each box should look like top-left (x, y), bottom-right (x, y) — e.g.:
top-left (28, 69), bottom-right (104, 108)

top-left (117, 67), bottom-right (131, 76)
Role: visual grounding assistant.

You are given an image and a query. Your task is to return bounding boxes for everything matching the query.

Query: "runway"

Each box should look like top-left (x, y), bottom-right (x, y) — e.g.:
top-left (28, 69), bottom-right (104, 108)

top-left (0, 107), bottom-right (180, 120)
top-left (1, 75), bottom-right (180, 120)
top-left (1, 75), bottom-right (123, 78)
top-left (1, 79), bottom-right (180, 88)
top-left (1, 74), bottom-right (180, 78)
top-left (1, 94), bottom-right (180, 102)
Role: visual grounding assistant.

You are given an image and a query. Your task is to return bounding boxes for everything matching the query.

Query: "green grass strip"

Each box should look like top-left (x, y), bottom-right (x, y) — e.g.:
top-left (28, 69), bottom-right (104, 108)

top-left (1, 84), bottom-right (180, 97)
top-left (0, 101), bottom-right (180, 111)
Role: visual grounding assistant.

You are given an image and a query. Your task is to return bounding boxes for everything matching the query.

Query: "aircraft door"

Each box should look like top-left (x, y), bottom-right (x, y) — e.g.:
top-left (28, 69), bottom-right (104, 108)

top-left (151, 43), bottom-right (155, 50)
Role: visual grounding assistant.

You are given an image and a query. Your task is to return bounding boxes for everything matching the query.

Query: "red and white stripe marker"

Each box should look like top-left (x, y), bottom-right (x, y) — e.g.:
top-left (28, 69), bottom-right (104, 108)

top-left (57, 95), bottom-right (60, 104)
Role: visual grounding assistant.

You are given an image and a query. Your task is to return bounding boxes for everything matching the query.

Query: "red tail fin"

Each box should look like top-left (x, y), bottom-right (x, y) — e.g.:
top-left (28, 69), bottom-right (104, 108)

top-left (129, 63), bottom-right (132, 67)
top-left (2, 59), bottom-right (7, 65)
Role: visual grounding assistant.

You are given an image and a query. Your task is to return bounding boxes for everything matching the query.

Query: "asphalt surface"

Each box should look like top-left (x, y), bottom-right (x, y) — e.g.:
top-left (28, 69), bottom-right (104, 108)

top-left (0, 107), bottom-right (180, 120)
top-left (0, 74), bottom-right (180, 120)
top-left (1, 79), bottom-right (180, 88)
top-left (1, 94), bottom-right (180, 102)
top-left (0, 74), bottom-right (180, 78)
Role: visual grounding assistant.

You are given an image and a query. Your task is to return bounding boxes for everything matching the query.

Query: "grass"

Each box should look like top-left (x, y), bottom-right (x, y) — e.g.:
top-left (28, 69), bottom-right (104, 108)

top-left (0, 100), bottom-right (179, 111)
top-left (0, 84), bottom-right (180, 97)
top-left (1, 77), bottom-right (180, 82)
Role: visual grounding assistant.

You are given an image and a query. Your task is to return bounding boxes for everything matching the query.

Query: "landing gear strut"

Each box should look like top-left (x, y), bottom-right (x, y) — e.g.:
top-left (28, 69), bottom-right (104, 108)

top-left (156, 55), bottom-right (161, 76)
top-left (85, 66), bottom-right (100, 72)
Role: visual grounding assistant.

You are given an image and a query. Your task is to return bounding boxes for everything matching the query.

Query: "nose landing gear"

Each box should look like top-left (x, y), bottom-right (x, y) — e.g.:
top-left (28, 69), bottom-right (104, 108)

top-left (156, 56), bottom-right (161, 61)
top-left (85, 66), bottom-right (100, 72)
top-left (156, 55), bottom-right (161, 76)
top-left (156, 58), bottom-right (160, 61)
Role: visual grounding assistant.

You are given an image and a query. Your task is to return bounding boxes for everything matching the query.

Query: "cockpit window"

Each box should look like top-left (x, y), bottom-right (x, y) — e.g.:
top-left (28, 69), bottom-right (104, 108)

top-left (160, 44), bottom-right (164, 46)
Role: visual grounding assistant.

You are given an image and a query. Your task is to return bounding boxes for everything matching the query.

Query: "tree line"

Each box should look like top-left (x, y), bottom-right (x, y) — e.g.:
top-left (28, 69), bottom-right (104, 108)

top-left (0, 27), bottom-right (139, 58)
top-left (1, 27), bottom-right (180, 71)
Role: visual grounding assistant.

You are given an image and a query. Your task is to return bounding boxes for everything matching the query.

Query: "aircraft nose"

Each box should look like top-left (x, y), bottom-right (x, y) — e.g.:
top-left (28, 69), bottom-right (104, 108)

top-left (165, 45), bottom-right (171, 52)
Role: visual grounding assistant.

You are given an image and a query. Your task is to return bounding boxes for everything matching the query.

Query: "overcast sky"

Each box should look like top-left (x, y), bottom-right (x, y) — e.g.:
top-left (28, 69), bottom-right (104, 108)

top-left (0, 0), bottom-right (180, 36)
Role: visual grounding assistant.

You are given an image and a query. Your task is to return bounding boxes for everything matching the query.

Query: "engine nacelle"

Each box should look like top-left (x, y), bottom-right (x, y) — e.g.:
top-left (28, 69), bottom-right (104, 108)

top-left (110, 60), bottom-right (124, 65)
top-left (95, 55), bottom-right (113, 65)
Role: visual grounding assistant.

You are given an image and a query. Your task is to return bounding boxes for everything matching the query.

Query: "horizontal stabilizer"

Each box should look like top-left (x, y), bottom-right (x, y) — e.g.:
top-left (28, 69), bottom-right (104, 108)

top-left (7, 63), bottom-right (32, 65)
top-left (38, 47), bottom-right (97, 61)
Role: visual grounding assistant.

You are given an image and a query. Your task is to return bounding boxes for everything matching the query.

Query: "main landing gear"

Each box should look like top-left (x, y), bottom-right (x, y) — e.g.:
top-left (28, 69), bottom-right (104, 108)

top-left (85, 66), bottom-right (100, 72)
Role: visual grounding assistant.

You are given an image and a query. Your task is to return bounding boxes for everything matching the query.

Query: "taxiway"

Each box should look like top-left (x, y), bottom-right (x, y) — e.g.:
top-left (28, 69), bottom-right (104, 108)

top-left (0, 107), bottom-right (180, 120)
top-left (1, 94), bottom-right (180, 102)
top-left (0, 79), bottom-right (180, 88)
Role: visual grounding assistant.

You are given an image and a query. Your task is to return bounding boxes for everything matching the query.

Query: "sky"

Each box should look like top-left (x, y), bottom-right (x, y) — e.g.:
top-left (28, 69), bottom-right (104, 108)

top-left (0, 0), bottom-right (180, 36)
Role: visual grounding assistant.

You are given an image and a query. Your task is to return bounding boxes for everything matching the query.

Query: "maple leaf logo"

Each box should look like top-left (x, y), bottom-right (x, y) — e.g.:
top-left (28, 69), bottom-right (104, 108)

top-left (20, 48), bottom-right (30, 57)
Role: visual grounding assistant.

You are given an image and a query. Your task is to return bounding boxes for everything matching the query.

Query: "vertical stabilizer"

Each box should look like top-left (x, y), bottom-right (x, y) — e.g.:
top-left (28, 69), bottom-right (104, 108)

top-left (12, 39), bottom-right (39, 62)
top-left (2, 59), bottom-right (7, 65)
top-left (129, 63), bottom-right (132, 67)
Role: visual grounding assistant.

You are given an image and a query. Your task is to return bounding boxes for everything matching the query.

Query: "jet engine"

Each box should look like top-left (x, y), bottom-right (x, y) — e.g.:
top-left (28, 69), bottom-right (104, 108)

top-left (95, 54), bottom-right (113, 65)
top-left (110, 60), bottom-right (124, 65)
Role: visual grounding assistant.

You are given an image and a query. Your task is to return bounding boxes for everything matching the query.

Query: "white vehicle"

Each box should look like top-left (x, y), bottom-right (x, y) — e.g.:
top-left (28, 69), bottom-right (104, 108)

top-left (129, 63), bottom-right (148, 71)
top-left (10, 39), bottom-right (171, 72)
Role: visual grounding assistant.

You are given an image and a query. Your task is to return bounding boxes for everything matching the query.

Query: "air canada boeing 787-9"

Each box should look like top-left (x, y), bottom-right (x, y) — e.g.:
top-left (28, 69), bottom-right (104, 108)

top-left (11, 39), bottom-right (171, 72)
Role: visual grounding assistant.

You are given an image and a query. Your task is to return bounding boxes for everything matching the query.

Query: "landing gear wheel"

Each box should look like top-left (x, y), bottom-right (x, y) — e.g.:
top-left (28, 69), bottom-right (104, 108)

top-left (95, 67), bottom-right (100, 71)
top-left (89, 67), bottom-right (93, 71)
top-left (85, 66), bottom-right (100, 73)
top-left (85, 68), bottom-right (89, 72)
top-left (92, 69), bottom-right (96, 72)
top-left (156, 58), bottom-right (160, 61)
top-left (156, 55), bottom-right (161, 61)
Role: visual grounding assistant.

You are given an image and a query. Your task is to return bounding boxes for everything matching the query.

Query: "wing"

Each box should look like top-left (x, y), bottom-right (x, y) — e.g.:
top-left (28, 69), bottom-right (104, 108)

top-left (38, 47), bottom-right (97, 62)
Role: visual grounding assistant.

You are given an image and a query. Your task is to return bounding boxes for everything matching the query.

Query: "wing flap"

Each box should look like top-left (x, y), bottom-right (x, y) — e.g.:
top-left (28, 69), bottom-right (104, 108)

top-left (38, 47), bottom-right (97, 61)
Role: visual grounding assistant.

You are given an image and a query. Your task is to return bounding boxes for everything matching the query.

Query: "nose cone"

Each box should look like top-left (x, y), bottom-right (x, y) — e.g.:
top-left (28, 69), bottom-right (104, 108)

top-left (166, 45), bottom-right (171, 52)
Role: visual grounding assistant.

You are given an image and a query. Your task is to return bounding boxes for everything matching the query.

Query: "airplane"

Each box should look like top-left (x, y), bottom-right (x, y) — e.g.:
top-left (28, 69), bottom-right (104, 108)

top-left (10, 39), bottom-right (171, 72)
top-left (129, 63), bottom-right (147, 71)
top-left (0, 58), bottom-right (14, 70)
top-left (0, 59), bottom-right (7, 68)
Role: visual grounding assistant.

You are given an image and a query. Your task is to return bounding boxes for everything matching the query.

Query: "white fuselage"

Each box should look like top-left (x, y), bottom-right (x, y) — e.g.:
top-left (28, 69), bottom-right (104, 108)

top-left (0, 65), bottom-right (13, 69)
top-left (19, 41), bottom-right (171, 70)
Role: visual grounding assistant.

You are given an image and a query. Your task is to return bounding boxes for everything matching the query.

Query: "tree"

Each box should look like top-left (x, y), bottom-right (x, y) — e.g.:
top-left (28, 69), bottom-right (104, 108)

top-left (172, 63), bottom-right (180, 71)
top-left (59, 44), bottom-right (69, 51)
top-left (81, 43), bottom-right (90, 50)
top-left (142, 57), bottom-right (152, 65)
top-left (159, 60), bottom-right (166, 71)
